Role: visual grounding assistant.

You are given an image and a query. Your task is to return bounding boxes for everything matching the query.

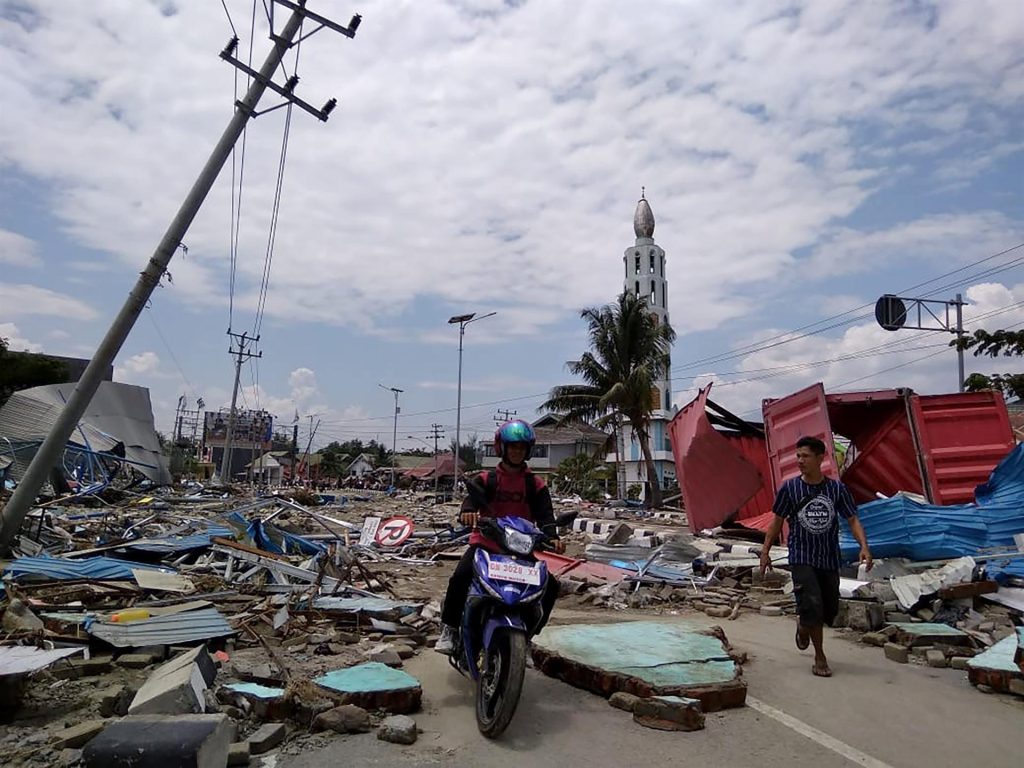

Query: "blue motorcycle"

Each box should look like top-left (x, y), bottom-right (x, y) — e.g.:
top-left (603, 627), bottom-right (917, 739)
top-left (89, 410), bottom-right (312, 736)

top-left (449, 513), bottom-right (573, 738)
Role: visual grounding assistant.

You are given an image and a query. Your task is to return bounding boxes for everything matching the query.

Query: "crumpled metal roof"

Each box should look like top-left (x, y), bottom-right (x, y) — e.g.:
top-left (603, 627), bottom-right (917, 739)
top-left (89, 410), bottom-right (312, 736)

top-left (840, 442), bottom-right (1024, 563)
top-left (0, 380), bottom-right (171, 484)
top-left (0, 646), bottom-right (85, 676)
top-left (86, 606), bottom-right (234, 647)
top-left (4, 554), bottom-right (174, 582)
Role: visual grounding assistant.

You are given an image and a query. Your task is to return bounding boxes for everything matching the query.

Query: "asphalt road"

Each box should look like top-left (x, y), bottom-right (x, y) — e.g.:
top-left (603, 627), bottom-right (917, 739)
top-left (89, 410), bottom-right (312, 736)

top-left (281, 609), bottom-right (1023, 768)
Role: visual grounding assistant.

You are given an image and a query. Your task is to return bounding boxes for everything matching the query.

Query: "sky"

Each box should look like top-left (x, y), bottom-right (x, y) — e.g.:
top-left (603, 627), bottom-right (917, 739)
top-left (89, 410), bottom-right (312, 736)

top-left (1, 0), bottom-right (1023, 453)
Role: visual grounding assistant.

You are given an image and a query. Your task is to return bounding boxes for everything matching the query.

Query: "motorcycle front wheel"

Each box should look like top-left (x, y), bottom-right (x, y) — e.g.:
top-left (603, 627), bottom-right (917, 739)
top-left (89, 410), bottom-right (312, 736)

top-left (475, 629), bottom-right (527, 738)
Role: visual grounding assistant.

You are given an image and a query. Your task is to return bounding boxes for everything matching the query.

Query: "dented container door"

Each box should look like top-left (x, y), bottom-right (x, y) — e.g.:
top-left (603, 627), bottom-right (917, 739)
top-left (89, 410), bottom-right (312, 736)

top-left (762, 382), bottom-right (838, 492)
top-left (668, 386), bottom-right (767, 533)
top-left (911, 392), bottom-right (1016, 505)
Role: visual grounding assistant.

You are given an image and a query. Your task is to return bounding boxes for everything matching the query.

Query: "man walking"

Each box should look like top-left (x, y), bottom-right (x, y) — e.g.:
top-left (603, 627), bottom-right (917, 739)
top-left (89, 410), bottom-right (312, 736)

top-left (760, 436), bottom-right (872, 677)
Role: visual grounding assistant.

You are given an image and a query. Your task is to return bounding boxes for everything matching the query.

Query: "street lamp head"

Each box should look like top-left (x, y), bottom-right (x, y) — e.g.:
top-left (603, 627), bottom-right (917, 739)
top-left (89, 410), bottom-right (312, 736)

top-left (449, 313), bottom-right (475, 324)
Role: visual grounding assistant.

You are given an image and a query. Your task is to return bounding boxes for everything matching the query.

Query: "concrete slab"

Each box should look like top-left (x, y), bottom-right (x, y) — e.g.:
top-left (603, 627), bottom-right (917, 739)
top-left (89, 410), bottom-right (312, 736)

top-left (633, 695), bottom-right (705, 731)
top-left (129, 657), bottom-right (207, 715)
top-left (968, 634), bottom-right (1024, 693)
top-left (531, 621), bottom-right (746, 711)
top-left (82, 714), bottom-right (233, 768)
top-left (314, 662), bottom-right (422, 714)
top-left (887, 622), bottom-right (971, 647)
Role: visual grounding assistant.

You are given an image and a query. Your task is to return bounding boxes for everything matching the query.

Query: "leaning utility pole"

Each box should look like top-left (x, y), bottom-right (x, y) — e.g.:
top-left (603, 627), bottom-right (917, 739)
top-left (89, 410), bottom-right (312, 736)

top-left (0, 2), bottom-right (361, 551)
top-left (494, 408), bottom-right (517, 426)
top-left (218, 330), bottom-right (260, 484)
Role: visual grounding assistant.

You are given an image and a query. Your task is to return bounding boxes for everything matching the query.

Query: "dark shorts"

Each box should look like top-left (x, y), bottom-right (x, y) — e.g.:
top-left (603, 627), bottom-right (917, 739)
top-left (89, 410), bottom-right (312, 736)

top-left (790, 565), bottom-right (840, 627)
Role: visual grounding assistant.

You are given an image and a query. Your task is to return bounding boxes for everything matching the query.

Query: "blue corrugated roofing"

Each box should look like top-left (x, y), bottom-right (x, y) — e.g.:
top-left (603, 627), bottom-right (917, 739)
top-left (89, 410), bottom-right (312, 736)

top-left (4, 555), bottom-right (173, 582)
top-left (840, 443), bottom-right (1024, 562)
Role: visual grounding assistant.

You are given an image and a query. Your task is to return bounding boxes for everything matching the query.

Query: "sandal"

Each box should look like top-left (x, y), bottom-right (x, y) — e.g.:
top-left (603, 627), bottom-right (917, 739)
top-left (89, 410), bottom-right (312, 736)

top-left (795, 626), bottom-right (810, 651)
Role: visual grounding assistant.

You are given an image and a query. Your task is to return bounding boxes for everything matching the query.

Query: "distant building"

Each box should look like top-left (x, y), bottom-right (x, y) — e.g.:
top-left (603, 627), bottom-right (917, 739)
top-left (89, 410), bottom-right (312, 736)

top-left (346, 453), bottom-right (376, 478)
top-left (482, 415), bottom-right (608, 477)
top-left (201, 408), bottom-right (273, 481)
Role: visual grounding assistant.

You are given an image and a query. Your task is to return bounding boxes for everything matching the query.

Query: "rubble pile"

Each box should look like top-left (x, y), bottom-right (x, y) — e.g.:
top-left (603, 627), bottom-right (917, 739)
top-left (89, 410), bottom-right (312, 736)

top-left (0, 487), bottom-right (458, 766)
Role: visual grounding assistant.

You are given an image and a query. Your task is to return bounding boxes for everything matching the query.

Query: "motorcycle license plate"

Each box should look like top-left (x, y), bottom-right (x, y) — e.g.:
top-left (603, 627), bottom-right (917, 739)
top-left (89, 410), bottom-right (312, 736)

top-left (487, 560), bottom-right (541, 586)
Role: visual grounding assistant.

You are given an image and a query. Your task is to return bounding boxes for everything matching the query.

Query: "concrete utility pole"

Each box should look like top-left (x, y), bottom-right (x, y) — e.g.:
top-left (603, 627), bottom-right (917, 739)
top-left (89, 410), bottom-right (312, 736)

top-left (219, 330), bottom-right (260, 484)
top-left (0, 2), bottom-right (361, 551)
top-left (379, 384), bottom-right (402, 490)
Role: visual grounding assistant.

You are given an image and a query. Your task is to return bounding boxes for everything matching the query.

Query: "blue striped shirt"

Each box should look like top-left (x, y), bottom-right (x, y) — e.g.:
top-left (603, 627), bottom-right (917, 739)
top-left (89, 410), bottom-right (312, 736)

top-left (773, 477), bottom-right (856, 571)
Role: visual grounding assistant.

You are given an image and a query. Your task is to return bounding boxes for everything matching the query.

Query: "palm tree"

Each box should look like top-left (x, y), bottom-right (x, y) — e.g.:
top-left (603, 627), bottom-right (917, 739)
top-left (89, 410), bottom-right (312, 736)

top-left (542, 291), bottom-right (675, 508)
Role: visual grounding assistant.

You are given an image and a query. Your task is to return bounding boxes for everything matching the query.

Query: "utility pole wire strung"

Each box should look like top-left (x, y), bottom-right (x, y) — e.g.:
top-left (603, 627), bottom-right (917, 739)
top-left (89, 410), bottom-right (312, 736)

top-left (0, 4), bottom-right (361, 551)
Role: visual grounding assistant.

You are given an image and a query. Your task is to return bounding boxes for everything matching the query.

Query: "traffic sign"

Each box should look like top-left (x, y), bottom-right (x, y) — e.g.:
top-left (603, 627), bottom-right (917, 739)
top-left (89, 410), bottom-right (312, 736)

top-left (375, 516), bottom-right (414, 547)
top-left (875, 294), bottom-right (907, 331)
top-left (359, 517), bottom-right (382, 547)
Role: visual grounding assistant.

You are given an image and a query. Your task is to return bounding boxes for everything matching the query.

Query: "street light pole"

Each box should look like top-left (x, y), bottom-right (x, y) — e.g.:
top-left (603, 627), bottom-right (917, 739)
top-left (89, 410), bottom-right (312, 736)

top-left (379, 383), bottom-right (402, 490)
top-left (447, 311), bottom-right (496, 494)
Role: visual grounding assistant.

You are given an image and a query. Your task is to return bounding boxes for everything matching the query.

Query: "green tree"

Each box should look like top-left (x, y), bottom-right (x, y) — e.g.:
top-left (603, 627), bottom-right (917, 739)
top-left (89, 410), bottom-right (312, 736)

top-left (541, 291), bottom-right (675, 508)
top-left (451, 432), bottom-right (480, 471)
top-left (954, 329), bottom-right (1024, 399)
top-left (552, 452), bottom-right (606, 501)
top-left (0, 338), bottom-right (69, 409)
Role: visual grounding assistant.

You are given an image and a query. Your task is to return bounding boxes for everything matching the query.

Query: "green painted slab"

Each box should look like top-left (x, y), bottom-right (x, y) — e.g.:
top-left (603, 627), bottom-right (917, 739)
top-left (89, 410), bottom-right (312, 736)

top-left (225, 682), bottom-right (285, 699)
top-left (967, 635), bottom-right (1021, 674)
top-left (532, 621), bottom-right (738, 688)
top-left (315, 662), bottom-right (421, 694)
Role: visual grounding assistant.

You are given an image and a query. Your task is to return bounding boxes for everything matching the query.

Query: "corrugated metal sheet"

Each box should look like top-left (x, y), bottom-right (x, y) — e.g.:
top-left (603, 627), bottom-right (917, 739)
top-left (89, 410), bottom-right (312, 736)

top-left (0, 646), bottom-right (85, 676)
top-left (912, 392), bottom-right (1015, 506)
top-left (311, 596), bottom-right (421, 618)
top-left (840, 443), bottom-right (1024, 562)
top-left (724, 433), bottom-right (775, 522)
top-left (762, 383), bottom-right (838, 488)
top-left (0, 381), bottom-right (170, 484)
top-left (4, 555), bottom-right (174, 582)
top-left (87, 606), bottom-right (234, 647)
top-left (840, 403), bottom-right (923, 504)
top-left (668, 385), bottom-right (768, 533)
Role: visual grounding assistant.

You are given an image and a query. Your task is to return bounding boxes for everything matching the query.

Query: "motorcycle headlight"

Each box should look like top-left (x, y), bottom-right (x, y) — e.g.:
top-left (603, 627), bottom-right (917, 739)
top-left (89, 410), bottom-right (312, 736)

top-left (503, 527), bottom-right (534, 556)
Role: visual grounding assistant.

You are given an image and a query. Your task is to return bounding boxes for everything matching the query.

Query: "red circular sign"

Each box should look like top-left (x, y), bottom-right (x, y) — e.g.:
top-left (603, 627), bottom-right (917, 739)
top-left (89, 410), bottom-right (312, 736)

top-left (375, 516), bottom-right (414, 547)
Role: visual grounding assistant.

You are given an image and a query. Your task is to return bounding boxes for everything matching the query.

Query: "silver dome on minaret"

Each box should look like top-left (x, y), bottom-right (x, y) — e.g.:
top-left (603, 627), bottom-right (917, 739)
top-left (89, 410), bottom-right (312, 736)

top-left (633, 190), bottom-right (655, 239)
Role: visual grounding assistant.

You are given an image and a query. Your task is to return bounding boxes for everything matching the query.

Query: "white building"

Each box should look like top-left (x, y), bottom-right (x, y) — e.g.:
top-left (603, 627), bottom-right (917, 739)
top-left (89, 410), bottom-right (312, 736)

top-left (610, 192), bottom-right (677, 494)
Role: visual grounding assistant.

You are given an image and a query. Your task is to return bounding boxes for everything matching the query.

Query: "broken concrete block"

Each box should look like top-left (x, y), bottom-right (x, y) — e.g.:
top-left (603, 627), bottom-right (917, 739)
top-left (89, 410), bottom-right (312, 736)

top-left (314, 663), bottom-right (422, 714)
top-left (54, 720), bottom-right (107, 749)
top-left (393, 645), bottom-right (416, 660)
top-left (843, 601), bottom-right (885, 632)
top-left (633, 695), bottom-right (705, 732)
top-left (759, 606), bottom-right (783, 617)
top-left (604, 522), bottom-right (634, 546)
top-left (531, 621), bottom-right (746, 712)
top-left (861, 632), bottom-right (888, 647)
top-left (312, 704), bottom-right (372, 734)
top-left (161, 647), bottom-right (218, 687)
top-left (247, 723), bottom-right (286, 755)
top-left (608, 692), bottom-right (641, 712)
top-left (926, 650), bottom-right (947, 668)
top-left (880, 625), bottom-right (898, 638)
top-left (884, 643), bottom-right (909, 663)
top-left (1, 599), bottom-right (44, 632)
top-left (83, 714), bottom-right (233, 768)
top-left (98, 684), bottom-right (136, 718)
top-left (366, 647), bottom-right (404, 668)
top-left (705, 606), bottom-right (732, 618)
top-left (117, 653), bottom-right (159, 669)
top-left (377, 715), bottom-right (418, 745)
top-left (950, 657), bottom-right (971, 670)
top-left (130, 651), bottom-right (212, 716)
top-left (227, 742), bottom-right (250, 766)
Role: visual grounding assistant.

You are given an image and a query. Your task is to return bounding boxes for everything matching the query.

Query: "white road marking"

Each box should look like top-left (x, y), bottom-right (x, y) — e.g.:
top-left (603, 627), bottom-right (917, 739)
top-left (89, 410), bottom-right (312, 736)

top-left (746, 696), bottom-right (896, 768)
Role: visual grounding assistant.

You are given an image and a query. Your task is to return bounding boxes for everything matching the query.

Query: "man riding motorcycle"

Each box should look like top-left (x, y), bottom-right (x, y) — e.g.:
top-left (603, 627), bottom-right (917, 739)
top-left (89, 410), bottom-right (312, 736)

top-left (436, 419), bottom-right (564, 654)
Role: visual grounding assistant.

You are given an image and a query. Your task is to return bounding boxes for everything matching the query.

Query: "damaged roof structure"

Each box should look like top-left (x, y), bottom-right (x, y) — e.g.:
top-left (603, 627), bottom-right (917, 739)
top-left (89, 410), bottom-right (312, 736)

top-left (0, 381), bottom-right (171, 492)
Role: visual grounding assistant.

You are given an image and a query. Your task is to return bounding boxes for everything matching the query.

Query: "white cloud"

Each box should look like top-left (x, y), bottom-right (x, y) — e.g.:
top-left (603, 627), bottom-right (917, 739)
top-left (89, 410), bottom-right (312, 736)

top-left (0, 229), bottom-right (40, 267)
top-left (0, 1), bottom-right (1021, 342)
top-left (0, 282), bottom-right (98, 320)
top-left (0, 322), bottom-right (42, 352)
top-left (114, 350), bottom-right (161, 380)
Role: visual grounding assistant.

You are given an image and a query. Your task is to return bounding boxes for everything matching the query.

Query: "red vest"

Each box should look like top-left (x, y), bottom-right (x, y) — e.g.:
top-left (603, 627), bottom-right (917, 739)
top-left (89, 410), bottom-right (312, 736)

top-left (469, 464), bottom-right (544, 550)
